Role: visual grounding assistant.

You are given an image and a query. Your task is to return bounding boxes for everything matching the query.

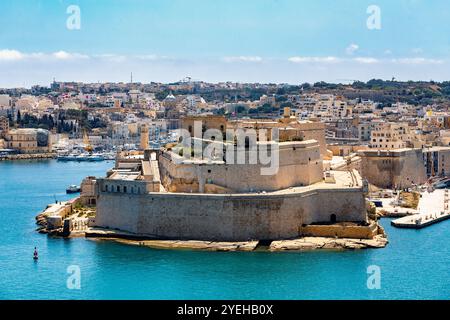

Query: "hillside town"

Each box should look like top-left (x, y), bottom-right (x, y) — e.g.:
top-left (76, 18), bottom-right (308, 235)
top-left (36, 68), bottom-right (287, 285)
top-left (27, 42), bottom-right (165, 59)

top-left (2, 79), bottom-right (450, 165)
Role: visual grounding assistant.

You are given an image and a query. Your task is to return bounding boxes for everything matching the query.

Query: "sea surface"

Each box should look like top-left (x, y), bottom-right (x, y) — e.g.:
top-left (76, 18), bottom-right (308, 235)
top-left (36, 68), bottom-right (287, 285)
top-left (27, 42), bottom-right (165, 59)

top-left (0, 160), bottom-right (449, 300)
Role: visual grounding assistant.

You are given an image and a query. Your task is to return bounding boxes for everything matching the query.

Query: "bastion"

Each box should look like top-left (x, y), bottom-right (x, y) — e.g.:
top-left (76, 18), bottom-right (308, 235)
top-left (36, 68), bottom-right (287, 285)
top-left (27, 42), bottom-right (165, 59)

top-left (92, 137), bottom-right (371, 242)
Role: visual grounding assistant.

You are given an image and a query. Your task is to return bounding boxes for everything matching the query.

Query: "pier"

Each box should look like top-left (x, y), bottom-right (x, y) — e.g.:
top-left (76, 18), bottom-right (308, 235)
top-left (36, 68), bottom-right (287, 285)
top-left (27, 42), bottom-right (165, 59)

top-left (391, 189), bottom-right (450, 228)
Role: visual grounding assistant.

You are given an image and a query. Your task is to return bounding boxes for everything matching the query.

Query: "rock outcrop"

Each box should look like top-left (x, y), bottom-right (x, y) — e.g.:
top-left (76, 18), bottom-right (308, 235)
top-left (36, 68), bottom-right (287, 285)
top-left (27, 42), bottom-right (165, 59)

top-left (269, 234), bottom-right (388, 251)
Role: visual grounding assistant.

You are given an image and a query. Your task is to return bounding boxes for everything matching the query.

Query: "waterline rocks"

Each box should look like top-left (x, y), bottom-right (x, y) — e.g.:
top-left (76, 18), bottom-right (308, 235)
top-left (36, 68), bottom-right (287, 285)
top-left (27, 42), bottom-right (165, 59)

top-left (269, 234), bottom-right (388, 251)
top-left (85, 227), bottom-right (388, 252)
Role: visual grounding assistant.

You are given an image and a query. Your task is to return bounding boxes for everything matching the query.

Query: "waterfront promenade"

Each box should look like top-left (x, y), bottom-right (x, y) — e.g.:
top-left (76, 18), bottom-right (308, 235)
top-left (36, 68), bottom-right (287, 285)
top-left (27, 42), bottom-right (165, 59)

top-left (392, 190), bottom-right (450, 228)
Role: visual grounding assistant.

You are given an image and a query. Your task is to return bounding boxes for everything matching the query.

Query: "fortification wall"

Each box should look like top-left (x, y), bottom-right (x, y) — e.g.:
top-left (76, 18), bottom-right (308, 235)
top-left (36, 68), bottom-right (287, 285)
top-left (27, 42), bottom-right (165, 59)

top-left (160, 141), bottom-right (323, 193)
top-left (359, 149), bottom-right (427, 188)
top-left (95, 185), bottom-right (366, 241)
top-left (299, 221), bottom-right (378, 239)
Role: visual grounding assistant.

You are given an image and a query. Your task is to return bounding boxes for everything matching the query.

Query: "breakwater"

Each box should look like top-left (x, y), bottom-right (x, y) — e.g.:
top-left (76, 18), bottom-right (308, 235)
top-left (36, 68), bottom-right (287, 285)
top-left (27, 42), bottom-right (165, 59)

top-left (0, 152), bottom-right (56, 161)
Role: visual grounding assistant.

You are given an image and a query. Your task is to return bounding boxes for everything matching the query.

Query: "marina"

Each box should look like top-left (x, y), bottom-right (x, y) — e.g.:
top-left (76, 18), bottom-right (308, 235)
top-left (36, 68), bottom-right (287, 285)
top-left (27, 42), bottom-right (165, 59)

top-left (57, 151), bottom-right (116, 162)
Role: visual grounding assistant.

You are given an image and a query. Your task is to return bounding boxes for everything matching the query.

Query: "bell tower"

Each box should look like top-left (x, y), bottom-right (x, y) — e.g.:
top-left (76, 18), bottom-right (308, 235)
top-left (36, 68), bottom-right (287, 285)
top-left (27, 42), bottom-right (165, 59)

top-left (140, 124), bottom-right (149, 150)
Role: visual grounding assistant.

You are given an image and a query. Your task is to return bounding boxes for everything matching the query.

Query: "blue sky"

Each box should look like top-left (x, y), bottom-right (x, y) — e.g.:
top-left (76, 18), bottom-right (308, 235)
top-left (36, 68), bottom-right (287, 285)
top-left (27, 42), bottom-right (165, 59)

top-left (0, 0), bottom-right (449, 87)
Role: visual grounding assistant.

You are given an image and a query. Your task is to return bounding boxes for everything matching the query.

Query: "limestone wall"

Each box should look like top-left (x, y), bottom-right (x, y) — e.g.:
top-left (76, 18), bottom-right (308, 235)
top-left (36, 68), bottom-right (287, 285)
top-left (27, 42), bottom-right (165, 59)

top-left (299, 221), bottom-right (378, 239)
top-left (359, 149), bottom-right (427, 188)
top-left (160, 141), bottom-right (323, 193)
top-left (95, 185), bottom-right (367, 241)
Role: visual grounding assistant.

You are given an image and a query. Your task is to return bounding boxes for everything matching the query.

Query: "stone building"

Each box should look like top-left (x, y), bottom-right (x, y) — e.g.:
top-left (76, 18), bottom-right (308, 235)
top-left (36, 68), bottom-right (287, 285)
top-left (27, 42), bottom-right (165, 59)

top-left (3, 128), bottom-right (52, 153)
top-left (91, 119), bottom-right (368, 241)
top-left (358, 146), bottom-right (450, 188)
top-left (181, 115), bottom-right (329, 158)
top-left (140, 124), bottom-right (149, 150)
top-left (369, 122), bottom-right (410, 149)
top-left (359, 149), bottom-right (426, 189)
top-left (0, 116), bottom-right (9, 137)
top-left (423, 146), bottom-right (450, 177)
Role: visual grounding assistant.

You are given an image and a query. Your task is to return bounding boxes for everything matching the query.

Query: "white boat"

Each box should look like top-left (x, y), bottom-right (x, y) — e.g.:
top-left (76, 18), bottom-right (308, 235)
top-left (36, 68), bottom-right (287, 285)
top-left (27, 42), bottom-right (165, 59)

top-left (58, 150), bottom-right (112, 162)
top-left (88, 154), bottom-right (105, 161)
top-left (75, 154), bottom-right (90, 161)
top-left (66, 185), bottom-right (81, 194)
top-left (57, 152), bottom-right (79, 161)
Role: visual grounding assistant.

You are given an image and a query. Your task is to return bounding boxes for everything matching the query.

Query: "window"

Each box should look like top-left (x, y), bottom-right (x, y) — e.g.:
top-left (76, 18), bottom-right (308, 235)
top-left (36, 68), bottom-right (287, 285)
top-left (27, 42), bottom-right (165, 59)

top-left (124, 186), bottom-right (127, 193)
top-left (105, 185), bottom-right (108, 192)
top-left (117, 186), bottom-right (120, 192)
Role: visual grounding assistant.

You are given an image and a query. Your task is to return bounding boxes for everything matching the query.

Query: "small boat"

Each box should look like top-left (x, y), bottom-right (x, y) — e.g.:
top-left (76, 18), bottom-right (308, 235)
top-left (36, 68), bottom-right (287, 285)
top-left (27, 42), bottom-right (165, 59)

top-left (433, 178), bottom-right (450, 189)
top-left (75, 154), bottom-right (90, 161)
top-left (66, 185), bottom-right (81, 194)
top-left (57, 153), bottom-right (80, 161)
top-left (88, 153), bottom-right (105, 162)
top-left (33, 247), bottom-right (38, 261)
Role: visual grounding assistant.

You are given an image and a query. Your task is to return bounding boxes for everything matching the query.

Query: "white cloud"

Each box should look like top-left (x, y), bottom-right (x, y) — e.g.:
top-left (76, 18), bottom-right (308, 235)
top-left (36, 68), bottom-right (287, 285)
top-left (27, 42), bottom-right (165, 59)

top-left (391, 57), bottom-right (444, 65)
top-left (223, 56), bottom-right (263, 63)
top-left (345, 44), bottom-right (359, 55)
top-left (0, 49), bottom-right (25, 61)
top-left (353, 57), bottom-right (379, 64)
top-left (0, 50), bottom-right (171, 64)
top-left (52, 51), bottom-right (89, 60)
top-left (93, 54), bottom-right (126, 62)
top-left (134, 54), bottom-right (173, 61)
top-left (288, 56), bottom-right (340, 63)
top-left (135, 54), bottom-right (159, 60)
top-left (0, 49), bottom-right (89, 61)
top-left (288, 55), bottom-right (444, 66)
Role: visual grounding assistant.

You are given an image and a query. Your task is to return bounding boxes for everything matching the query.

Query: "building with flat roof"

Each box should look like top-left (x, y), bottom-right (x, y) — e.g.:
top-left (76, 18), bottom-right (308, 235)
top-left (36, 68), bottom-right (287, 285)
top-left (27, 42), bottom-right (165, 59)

top-left (369, 122), bottom-right (410, 150)
top-left (359, 146), bottom-right (450, 188)
top-left (3, 128), bottom-right (52, 154)
top-left (90, 117), bottom-right (369, 241)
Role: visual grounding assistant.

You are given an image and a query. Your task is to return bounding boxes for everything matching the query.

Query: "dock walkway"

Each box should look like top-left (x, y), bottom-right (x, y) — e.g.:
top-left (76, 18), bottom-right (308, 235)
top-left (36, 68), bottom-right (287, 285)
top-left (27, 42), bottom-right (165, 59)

top-left (392, 189), bottom-right (450, 228)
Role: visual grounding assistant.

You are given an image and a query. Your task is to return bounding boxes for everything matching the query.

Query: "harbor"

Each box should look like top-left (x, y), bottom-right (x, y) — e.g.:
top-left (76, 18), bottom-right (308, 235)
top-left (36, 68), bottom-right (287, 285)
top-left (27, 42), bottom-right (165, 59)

top-left (56, 152), bottom-right (115, 162)
top-left (391, 212), bottom-right (450, 228)
top-left (391, 189), bottom-right (450, 228)
top-left (1, 158), bottom-right (450, 299)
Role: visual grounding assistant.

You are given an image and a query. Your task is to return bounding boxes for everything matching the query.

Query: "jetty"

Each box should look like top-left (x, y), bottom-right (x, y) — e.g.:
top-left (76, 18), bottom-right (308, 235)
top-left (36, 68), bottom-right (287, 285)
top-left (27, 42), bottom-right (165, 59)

top-left (391, 211), bottom-right (450, 228)
top-left (392, 189), bottom-right (450, 228)
top-left (0, 152), bottom-right (56, 161)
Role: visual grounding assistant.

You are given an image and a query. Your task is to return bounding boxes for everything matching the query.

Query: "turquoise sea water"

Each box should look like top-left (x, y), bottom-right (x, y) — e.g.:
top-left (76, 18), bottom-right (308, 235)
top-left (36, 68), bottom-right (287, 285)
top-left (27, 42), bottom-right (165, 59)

top-left (0, 160), bottom-right (449, 300)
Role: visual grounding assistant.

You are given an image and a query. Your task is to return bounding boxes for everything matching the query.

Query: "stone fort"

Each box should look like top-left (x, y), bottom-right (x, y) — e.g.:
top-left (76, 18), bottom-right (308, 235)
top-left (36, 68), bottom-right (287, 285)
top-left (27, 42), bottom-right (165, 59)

top-left (92, 116), bottom-right (368, 241)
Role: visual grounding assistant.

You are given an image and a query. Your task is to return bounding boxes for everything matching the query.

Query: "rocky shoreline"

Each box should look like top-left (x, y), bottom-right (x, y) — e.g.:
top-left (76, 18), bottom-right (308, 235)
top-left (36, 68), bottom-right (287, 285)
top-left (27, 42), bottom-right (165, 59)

top-left (269, 234), bottom-right (388, 251)
top-left (36, 202), bottom-right (389, 252)
top-left (84, 228), bottom-right (388, 252)
top-left (37, 224), bottom-right (389, 251)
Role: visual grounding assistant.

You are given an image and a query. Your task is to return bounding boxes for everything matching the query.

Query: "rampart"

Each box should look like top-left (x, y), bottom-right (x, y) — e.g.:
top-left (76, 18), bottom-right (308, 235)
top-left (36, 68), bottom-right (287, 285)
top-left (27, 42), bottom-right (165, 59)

top-left (95, 178), bottom-right (367, 241)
